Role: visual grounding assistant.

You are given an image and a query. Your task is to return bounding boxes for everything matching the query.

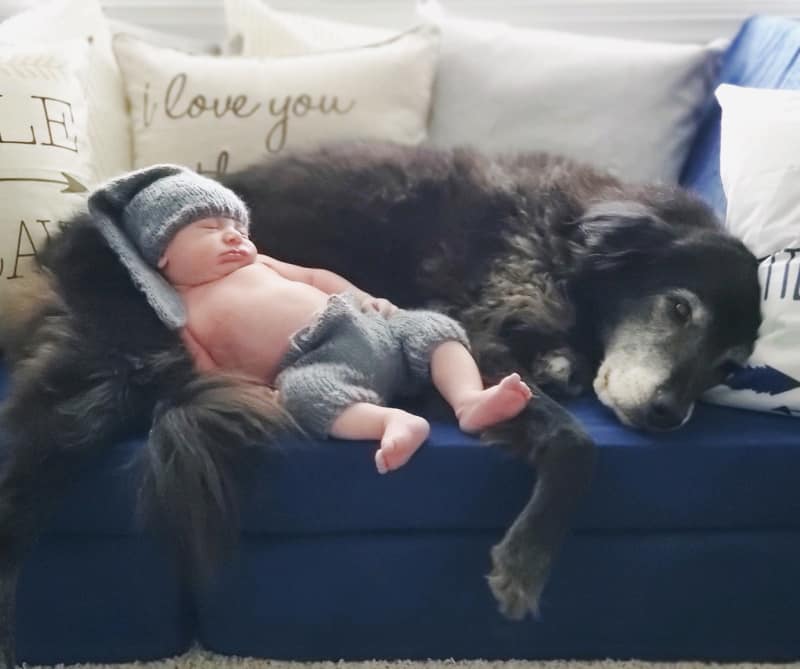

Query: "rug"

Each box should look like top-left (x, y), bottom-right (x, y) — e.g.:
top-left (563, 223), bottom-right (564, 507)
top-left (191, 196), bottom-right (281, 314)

top-left (22, 648), bottom-right (800, 669)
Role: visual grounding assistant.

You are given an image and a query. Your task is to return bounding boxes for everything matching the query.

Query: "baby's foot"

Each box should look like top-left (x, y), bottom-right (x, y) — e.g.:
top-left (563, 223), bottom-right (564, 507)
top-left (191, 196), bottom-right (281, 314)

top-left (375, 410), bottom-right (430, 475)
top-left (457, 373), bottom-right (533, 433)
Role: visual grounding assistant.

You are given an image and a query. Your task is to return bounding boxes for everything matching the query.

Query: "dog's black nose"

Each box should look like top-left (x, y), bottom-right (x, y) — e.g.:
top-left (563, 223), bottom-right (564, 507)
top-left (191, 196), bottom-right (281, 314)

top-left (646, 391), bottom-right (686, 430)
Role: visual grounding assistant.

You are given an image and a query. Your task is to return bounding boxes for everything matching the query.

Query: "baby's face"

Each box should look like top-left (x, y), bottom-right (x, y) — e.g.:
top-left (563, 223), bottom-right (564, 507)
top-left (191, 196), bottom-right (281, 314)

top-left (158, 217), bottom-right (257, 287)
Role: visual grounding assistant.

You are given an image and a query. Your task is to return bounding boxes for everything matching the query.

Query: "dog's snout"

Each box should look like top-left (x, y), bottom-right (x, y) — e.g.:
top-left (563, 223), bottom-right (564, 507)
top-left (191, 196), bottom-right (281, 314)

top-left (645, 389), bottom-right (686, 431)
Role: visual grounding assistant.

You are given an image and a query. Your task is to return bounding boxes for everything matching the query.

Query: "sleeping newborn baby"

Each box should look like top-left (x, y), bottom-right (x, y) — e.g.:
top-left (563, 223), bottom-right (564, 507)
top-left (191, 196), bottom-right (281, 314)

top-left (88, 164), bottom-right (532, 474)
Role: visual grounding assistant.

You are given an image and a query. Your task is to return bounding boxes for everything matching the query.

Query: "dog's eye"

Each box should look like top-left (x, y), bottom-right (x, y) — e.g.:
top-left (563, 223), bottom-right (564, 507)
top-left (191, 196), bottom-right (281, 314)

top-left (669, 297), bottom-right (691, 324)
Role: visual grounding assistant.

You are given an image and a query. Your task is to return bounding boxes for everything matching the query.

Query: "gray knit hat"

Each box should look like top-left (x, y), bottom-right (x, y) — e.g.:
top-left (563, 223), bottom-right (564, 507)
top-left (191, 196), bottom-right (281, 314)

top-left (88, 164), bottom-right (250, 330)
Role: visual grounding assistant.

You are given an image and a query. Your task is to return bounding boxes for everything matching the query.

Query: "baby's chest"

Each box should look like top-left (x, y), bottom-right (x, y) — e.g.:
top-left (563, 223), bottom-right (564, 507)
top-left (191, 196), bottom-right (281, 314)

top-left (185, 274), bottom-right (270, 326)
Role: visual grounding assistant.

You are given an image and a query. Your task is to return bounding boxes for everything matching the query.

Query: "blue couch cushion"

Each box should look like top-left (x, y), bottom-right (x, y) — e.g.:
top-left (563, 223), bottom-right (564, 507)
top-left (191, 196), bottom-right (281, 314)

top-left (680, 15), bottom-right (800, 217)
top-left (197, 530), bottom-right (800, 661)
top-left (0, 362), bottom-right (193, 665)
top-left (238, 397), bottom-right (800, 534)
top-left (17, 535), bottom-right (193, 665)
top-left (1, 362), bottom-right (798, 536)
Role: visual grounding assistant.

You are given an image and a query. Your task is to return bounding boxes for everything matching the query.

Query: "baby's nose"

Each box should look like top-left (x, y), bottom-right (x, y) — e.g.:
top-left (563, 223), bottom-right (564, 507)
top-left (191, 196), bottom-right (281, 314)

top-left (222, 228), bottom-right (241, 243)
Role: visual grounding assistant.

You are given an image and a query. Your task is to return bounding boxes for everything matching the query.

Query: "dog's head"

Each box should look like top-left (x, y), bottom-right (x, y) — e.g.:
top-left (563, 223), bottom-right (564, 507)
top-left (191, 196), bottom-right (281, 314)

top-left (571, 196), bottom-right (761, 431)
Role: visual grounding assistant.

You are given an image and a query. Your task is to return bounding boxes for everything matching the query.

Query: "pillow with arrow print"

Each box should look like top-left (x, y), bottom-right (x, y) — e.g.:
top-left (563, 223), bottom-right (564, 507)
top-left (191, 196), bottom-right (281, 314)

top-left (0, 39), bottom-right (92, 309)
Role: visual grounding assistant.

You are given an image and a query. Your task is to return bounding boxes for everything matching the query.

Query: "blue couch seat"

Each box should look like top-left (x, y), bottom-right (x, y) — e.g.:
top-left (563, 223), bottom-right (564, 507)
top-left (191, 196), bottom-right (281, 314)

top-left (4, 358), bottom-right (799, 662)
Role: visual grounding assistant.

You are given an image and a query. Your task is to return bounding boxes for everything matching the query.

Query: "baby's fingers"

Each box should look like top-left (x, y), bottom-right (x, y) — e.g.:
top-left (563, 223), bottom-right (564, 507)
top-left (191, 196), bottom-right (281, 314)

top-left (376, 299), bottom-right (398, 317)
top-left (360, 297), bottom-right (379, 313)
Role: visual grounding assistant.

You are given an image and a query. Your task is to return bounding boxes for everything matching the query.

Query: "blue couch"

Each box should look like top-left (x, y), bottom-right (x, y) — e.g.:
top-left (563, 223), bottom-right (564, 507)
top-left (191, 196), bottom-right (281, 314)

top-left (2, 14), bottom-right (800, 666)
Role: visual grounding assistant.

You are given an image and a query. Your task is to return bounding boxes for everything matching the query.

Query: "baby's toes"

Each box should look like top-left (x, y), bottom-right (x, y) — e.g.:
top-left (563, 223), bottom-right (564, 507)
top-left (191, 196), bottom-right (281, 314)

top-left (377, 437), bottom-right (402, 473)
top-left (496, 373), bottom-right (520, 390)
top-left (375, 446), bottom-right (391, 475)
top-left (504, 375), bottom-right (532, 399)
top-left (375, 439), bottom-right (397, 474)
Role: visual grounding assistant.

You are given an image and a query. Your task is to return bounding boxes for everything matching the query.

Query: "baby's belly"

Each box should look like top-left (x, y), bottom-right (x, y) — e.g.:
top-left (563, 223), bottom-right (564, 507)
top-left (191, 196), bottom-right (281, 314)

top-left (186, 279), bottom-right (331, 383)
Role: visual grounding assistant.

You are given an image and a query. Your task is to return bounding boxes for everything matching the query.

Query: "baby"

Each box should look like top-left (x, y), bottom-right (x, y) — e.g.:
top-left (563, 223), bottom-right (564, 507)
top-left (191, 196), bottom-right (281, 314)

top-left (88, 164), bottom-right (532, 474)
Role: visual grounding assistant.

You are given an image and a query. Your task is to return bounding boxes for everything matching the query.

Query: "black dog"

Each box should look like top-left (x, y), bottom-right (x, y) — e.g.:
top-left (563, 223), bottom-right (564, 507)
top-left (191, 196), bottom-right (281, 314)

top-left (0, 142), bottom-right (760, 667)
top-left (222, 141), bottom-right (761, 611)
top-left (224, 142), bottom-right (761, 430)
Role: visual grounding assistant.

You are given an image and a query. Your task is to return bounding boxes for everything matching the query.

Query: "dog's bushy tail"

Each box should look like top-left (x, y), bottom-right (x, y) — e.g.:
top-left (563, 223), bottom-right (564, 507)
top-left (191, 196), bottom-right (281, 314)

top-left (139, 372), bottom-right (299, 584)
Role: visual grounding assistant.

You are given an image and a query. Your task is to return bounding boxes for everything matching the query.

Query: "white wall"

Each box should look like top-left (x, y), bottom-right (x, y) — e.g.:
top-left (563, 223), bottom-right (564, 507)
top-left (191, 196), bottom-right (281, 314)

top-left (0, 0), bottom-right (799, 43)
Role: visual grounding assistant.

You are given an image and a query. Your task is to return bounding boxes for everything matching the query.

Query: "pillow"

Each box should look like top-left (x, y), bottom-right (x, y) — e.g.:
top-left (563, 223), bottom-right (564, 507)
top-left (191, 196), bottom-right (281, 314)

top-left (417, 0), bottom-right (719, 184)
top-left (703, 84), bottom-right (800, 416)
top-left (0, 41), bottom-right (92, 308)
top-left (223, 0), bottom-right (395, 57)
top-left (107, 19), bottom-right (226, 56)
top-left (0, 0), bottom-right (131, 182)
top-left (112, 29), bottom-right (439, 175)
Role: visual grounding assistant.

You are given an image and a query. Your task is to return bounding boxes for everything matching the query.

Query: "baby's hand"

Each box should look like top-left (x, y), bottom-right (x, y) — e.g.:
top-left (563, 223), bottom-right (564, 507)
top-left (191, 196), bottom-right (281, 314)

top-left (361, 296), bottom-right (399, 318)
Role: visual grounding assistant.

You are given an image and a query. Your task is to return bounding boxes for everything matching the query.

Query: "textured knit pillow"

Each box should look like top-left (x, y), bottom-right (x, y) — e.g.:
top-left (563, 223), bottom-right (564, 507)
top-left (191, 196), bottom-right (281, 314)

top-left (112, 29), bottom-right (439, 176)
top-left (703, 84), bottom-right (800, 416)
top-left (224, 0), bottom-right (395, 57)
top-left (0, 41), bottom-right (92, 306)
top-left (0, 0), bottom-right (131, 182)
top-left (417, 0), bottom-right (719, 184)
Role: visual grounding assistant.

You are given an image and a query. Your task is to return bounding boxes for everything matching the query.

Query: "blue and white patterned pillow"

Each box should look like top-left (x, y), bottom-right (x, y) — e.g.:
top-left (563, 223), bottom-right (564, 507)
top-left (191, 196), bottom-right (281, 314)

top-left (705, 248), bottom-right (800, 415)
top-left (704, 84), bottom-right (800, 416)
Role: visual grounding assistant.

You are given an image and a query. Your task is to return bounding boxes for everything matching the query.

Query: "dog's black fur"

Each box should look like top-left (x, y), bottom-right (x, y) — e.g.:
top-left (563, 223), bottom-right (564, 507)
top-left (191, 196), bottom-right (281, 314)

top-left (223, 143), bottom-right (761, 429)
top-left (0, 142), bottom-right (760, 667)
top-left (0, 219), bottom-right (298, 666)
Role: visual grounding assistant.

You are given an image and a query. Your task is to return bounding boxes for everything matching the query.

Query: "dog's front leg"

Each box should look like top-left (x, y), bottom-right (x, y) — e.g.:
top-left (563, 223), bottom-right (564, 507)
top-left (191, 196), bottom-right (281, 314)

top-left (481, 388), bottom-right (595, 619)
top-left (457, 281), bottom-right (590, 397)
top-left (532, 347), bottom-right (592, 398)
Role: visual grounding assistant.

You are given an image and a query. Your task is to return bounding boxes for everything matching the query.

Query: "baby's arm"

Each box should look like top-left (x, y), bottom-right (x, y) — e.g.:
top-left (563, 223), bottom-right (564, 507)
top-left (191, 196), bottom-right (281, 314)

top-left (259, 254), bottom-right (372, 302)
top-left (180, 327), bottom-right (218, 372)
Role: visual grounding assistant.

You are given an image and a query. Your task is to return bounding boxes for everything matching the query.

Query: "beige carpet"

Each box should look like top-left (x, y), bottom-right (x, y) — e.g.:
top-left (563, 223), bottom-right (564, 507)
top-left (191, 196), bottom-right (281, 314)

top-left (22, 648), bottom-right (800, 669)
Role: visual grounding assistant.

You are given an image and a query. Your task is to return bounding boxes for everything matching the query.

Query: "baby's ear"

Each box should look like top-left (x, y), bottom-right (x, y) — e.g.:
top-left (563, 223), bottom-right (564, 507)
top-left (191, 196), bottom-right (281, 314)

top-left (157, 254), bottom-right (168, 269)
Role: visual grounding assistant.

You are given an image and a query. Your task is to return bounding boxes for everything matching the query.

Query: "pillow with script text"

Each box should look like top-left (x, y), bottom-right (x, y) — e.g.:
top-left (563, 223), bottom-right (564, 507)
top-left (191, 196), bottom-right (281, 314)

top-left (112, 29), bottom-right (439, 177)
top-left (0, 40), bottom-right (92, 310)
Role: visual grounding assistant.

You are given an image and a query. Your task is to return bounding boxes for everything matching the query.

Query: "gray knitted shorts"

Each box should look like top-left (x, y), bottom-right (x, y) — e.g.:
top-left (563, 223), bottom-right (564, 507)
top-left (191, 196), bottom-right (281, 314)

top-left (274, 293), bottom-right (469, 437)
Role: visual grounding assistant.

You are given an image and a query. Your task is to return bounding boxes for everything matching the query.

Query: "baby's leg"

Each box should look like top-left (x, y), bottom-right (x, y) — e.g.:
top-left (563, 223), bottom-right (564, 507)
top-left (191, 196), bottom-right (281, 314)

top-left (453, 373), bottom-right (533, 433)
top-left (389, 310), bottom-right (531, 432)
top-left (430, 341), bottom-right (532, 433)
top-left (331, 403), bottom-right (430, 475)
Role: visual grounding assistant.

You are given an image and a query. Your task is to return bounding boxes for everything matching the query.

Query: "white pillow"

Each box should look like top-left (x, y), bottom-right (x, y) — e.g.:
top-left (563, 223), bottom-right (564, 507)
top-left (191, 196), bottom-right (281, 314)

top-left (418, 0), bottom-right (719, 184)
top-left (0, 41), bottom-right (92, 308)
top-left (112, 29), bottom-right (439, 175)
top-left (703, 84), bottom-right (800, 416)
top-left (223, 0), bottom-right (395, 57)
top-left (107, 19), bottom-right (226, 56)
top-left (0, 0), bottom-right (131, 183)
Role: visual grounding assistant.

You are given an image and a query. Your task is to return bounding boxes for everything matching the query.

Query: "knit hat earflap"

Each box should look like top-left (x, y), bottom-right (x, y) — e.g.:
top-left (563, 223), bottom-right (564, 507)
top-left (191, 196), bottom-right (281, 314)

top-left (88, 164), bottom-right (251, 330)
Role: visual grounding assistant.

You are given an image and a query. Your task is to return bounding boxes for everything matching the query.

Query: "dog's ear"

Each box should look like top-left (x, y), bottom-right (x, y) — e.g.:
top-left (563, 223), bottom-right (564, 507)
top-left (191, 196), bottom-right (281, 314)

top-left (573, 200), bottom-right (677, 275)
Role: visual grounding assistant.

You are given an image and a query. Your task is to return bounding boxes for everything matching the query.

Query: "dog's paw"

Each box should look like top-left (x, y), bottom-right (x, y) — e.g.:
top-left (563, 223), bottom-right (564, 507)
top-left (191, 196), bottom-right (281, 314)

top-left (487, 538), bottom-right (550, 620)
top-left (532, 348), bottom-right (590, 398)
